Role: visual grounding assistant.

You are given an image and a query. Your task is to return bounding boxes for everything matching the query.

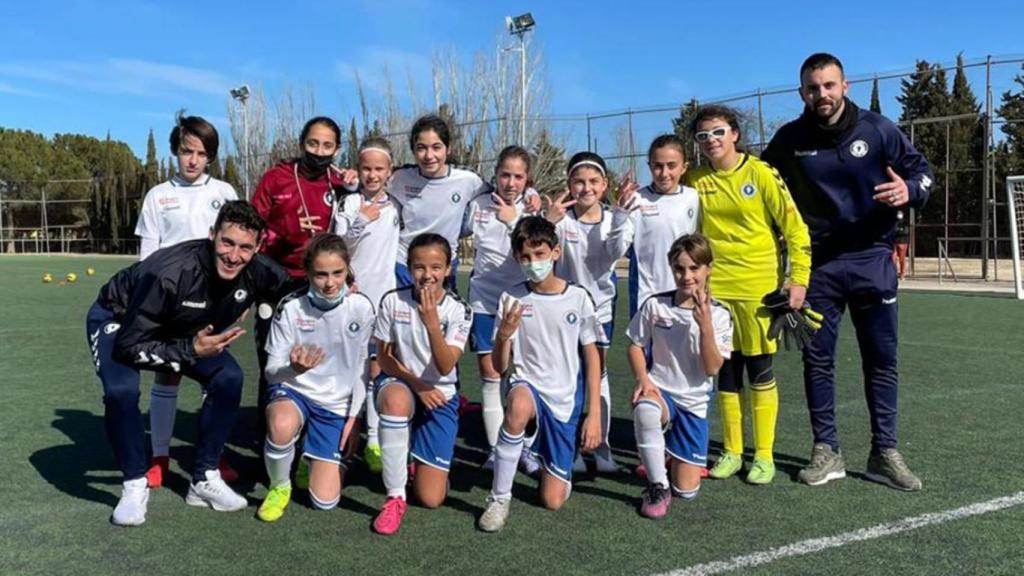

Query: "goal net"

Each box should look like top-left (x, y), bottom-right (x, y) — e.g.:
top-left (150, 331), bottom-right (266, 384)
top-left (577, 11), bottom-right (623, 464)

top-left (1007, 176), bottom-right (1024, 299)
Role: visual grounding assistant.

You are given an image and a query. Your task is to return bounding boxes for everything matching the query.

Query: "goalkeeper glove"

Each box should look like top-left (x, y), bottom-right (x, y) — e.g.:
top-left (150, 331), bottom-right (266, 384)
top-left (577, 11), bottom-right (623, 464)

top-left (761, 289), bottom-right (824, 350)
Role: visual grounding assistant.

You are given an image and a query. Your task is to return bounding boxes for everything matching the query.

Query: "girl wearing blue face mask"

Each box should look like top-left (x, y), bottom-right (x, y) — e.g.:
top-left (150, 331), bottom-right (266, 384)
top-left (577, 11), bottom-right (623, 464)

top-left (258, 233), bottom-right (376, 522)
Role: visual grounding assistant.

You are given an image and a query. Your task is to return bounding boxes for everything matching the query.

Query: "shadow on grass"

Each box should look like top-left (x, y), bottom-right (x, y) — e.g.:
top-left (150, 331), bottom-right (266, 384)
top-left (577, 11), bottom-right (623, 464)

top-left (29, 409), bottom-right (120, 507)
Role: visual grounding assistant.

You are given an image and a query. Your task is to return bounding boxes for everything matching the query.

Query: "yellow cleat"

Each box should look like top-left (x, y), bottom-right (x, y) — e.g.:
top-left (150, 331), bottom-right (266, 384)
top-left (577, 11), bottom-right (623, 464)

top-left (257, 484), bottom-right (292, 523)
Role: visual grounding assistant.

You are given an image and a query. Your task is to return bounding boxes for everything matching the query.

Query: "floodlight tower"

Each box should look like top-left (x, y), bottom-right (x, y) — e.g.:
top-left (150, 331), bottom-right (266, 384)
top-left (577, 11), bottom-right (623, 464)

top-left (230, 85), bottom-right (251, 199)
top-left (505, 13), bottom-right (535, 146)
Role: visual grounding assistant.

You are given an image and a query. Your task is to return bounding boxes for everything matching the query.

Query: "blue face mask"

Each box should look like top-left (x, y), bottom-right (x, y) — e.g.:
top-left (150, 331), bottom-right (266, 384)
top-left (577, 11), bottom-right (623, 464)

top-left (520, 259), bottom-right (553, 283)
top-left (307, 284), bottom-right (348, 311)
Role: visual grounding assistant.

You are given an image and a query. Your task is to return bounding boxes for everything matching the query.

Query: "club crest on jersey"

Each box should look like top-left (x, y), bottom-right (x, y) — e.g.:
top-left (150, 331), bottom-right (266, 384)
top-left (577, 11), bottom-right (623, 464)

top-left (104, 322), bottom-right (121, 334)
top-left (850, 140), bottom-right (869, 158)
top-left (347, 321), bottom-right (361, 334)
top-left (741, 182), bottom-right (757, 198)
top-left (234, 289), bottom-right (248, 302)
top-left (323, 191), bottom-right (335, 206)
top-left (687, 207), bottom-right (696, 220)
top-left (210, 199), bottom-right (222, 211)
top-left (450, 192), bottom-right (462, 204)
top-left (565, 312), bottom-right (579, 325)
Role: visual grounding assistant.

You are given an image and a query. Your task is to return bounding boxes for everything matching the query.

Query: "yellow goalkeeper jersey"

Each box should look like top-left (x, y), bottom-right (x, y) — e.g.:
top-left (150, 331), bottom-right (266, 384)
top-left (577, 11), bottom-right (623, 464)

top-left (686, 153), bottom-right (811, 301)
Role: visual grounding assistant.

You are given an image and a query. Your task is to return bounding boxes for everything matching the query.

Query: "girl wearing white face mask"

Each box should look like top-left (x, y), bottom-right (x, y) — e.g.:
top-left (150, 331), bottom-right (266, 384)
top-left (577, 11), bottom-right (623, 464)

top-left (259, 234), bottom-right (375, 522)
top-left (545, 152), bottom-right (639, 474)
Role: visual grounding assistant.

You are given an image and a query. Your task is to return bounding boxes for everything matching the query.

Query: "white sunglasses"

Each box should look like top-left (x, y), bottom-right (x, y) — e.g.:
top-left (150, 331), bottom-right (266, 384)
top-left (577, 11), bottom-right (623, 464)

top-left (694, 126), bottom-right (731, 143)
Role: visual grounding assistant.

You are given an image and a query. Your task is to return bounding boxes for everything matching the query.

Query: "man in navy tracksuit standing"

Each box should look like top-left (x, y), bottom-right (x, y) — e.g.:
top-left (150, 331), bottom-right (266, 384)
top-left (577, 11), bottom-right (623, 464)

top-left (87, 201), bottom-right (290, 526)
top-left (762, 53), bottom-right (932, 491)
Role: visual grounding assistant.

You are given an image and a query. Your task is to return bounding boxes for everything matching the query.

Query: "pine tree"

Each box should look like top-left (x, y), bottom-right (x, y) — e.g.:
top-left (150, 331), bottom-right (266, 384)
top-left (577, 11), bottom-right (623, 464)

top-left (945, 53), bottom-right (985, 243)
top-left (531, 129), bottom-right (567, 195)
top-left (208, 156), bottom-right (222, 179)
top-left (144, 129), bottom-right (159, 190)
top-left (223, 156), bottom-right (242, 192)
top-left (347, 117), bottom-right (359, 167)
top-left (996, 66), bottom-right (1024, 176)
top-left (870, 77), bottom-right (882, 114)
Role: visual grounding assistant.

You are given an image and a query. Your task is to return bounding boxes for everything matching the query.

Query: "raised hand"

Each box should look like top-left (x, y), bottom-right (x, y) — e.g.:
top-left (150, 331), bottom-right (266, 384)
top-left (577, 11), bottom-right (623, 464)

top-left (491, 193), bottom-right (517, 225)
top-left (415, 384), bottom-right (447, 411)
top-left (417, 283), bottom-right (442, 327)
top-left (193, 324), bottom-right (246, 358)
top-left (289, 344), bottom-right (325, 374)
top-left (615, 169), bottom-right (640, 212)
top-left (544, 189), bottom-right (577, 224)
top-left (359, 196), bottom-right (388, 222)
top-left (297, 205), bottom-right (323, 234)
top-left (330, 166), bottom-right (359, 187)
top-left (496, 297), bottom-right (523, 340)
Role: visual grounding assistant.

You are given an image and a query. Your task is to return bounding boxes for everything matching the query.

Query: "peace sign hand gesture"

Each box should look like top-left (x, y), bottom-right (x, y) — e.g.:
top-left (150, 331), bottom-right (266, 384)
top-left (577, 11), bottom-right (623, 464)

top-left (491, 193), bottom-right (517, 225)
top-left (615, 169), bottom-right (640, 212)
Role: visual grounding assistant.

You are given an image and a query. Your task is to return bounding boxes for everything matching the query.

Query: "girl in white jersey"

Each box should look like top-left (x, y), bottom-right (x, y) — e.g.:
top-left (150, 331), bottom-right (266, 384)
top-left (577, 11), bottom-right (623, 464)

top-left (333, 136), bottom-right (399, 474)
top-left (371, 233), bottom-right (473, 535)
top-left (627, 233), bottom-right (733, 518)
top-left (389, 115), bottom-right (541, 290)
top-left (626, 135), bottom-right (701, 318)
top-left (545, 151), bottom-right (638, 474)
top-left (258, 234), bottom-right (375, 522)
top-left (463, 145), bottom-right (535, 466)
top-left (134, 113), bottom-right (238, 489)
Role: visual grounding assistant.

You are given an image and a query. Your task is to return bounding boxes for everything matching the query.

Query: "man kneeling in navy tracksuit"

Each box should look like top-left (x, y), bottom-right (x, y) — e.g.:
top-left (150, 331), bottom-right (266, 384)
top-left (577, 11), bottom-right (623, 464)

top-left (87, 201), bottom-right (290, 525)
top-left (763, 53), bottom-right (932, 491)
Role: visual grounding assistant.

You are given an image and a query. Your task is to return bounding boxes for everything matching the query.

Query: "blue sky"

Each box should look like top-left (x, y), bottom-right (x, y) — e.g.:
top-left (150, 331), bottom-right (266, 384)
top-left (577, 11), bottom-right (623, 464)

top-left (2, 0), bottom-right (1022, 160)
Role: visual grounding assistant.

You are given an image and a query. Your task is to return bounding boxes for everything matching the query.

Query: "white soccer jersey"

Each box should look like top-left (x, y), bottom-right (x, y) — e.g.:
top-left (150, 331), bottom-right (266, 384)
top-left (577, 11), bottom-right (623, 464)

top-left (373, 286), bottom-right (473, 400)
top-left (334, 190), bottom-right (400, 311)
top-left (464, 191), bottom-right (533, 315)
top-left (495, 282), bottom-right (602, 423)
top-left (264, 291), bottom-right (376, 416)
top-left (554, 206), bottom-right (633, 324)
top-left (389, 166), bottom-right (489, 264)
top-left (134, 175), bottom-right (238, 260)
top-left (626, 291), bottom-right (733, 418)
top-left (627, 185), bottom-right (700, 304)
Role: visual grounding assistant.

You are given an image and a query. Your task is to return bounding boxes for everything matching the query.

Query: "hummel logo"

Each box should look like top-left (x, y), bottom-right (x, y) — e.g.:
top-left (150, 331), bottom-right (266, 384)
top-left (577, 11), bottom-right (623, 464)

top-left (182, 300), bottom-right (207, 309)
top-left (882, 297), bottom-right (897, 304)
top-left (794, 150), bottom-right (818, 157)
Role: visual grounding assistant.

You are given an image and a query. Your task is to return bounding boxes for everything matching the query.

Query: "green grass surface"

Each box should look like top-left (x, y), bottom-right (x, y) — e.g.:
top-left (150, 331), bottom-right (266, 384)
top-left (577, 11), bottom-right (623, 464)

top-left (2, 255), bottom-right (1023, 575)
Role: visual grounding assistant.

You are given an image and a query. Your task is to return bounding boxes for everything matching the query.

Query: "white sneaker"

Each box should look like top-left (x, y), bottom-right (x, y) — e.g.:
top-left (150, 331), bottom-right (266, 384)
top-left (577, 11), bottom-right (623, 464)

top-left (518, 450), bottom-right (542, 477)
top-left (477, 496), bottom-right (511, 533)
top-left (573, 453), bottom-right (587, 473)
top-left (186, 469), bottom-right (247, 511)
top-left (481, 452), bottom-right (496, 471)
top-left (112, 477), bottom-right (149, 526)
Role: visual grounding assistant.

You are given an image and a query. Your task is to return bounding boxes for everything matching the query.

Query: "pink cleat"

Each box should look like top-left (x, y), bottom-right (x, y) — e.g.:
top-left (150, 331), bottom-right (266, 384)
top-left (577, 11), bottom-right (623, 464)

top-left (373, 496), bottom-right (408, 535)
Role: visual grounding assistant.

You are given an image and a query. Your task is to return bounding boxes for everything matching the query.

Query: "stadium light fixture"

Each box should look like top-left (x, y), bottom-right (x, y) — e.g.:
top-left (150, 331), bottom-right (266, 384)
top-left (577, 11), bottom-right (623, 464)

top-left (504, 13), bottom-right (535, 145)
top-left (230, 85), bottom-right (251, 199)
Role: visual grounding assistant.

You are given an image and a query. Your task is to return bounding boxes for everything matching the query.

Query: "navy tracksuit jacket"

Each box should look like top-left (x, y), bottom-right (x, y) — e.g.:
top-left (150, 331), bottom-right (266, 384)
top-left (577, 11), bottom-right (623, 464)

top-left (762, 99), bottom-right (932, 452)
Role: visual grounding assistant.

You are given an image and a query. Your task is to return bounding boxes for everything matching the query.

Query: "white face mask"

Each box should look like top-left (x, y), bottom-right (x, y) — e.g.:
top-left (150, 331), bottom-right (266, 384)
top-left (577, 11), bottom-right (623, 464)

top-left (307, 284), bottom-right (348, 311)
top-left (520, 259), bottom-right (553, 283)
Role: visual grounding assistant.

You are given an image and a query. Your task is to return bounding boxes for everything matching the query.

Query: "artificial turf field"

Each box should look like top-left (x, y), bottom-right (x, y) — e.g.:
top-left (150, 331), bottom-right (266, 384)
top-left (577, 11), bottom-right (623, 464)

top-left (2, 254), bottom-right (1023, 576)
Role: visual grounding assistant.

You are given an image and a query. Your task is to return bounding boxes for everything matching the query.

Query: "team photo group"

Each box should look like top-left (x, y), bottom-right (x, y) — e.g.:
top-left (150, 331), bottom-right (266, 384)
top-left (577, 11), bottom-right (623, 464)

top-left (86, 52), bottom-right (934, 534)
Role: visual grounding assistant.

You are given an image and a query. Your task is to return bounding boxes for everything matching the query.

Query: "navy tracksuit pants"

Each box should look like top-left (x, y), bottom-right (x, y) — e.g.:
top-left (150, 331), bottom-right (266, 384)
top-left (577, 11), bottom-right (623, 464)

top-left (803, 247), bottom-right (900, 454)
top-left (87, 303), bottom-right (244, 483)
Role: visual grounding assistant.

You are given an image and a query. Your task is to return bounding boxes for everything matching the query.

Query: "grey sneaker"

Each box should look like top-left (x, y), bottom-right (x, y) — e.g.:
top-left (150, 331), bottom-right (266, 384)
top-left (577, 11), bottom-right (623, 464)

top-left (798, 443), bottom-right (846, 486)
top-left (477, 496), bottom-right (511, 533)
top-left (866, 449), bottom-right (922, 492)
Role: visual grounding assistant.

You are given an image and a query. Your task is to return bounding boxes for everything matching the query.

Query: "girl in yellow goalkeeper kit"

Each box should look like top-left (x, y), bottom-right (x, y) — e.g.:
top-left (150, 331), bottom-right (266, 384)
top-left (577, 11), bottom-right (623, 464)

top-left (686, 105), bottom-right (811, 484)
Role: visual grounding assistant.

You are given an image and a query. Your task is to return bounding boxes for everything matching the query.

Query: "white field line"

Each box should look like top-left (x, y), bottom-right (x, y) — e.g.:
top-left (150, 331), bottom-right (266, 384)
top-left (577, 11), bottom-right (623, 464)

top-left (654, 491), bottom-right (1024, 576)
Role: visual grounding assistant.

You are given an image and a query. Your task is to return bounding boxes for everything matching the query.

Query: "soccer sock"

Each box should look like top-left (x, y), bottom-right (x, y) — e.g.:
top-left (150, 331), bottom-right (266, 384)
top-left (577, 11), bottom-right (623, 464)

top-left (481, 377), bottom-right (503, 448)
top-left (264, 436), bottom-right (296, 489)
top-left (149, 383), bottom-right (179, 458)
top-left (718, 391), bottom-right (744, 456)
top-left (633, 400), bottom-right (668, 489)
top-left (490, 427), bottom-right (525, 502)
top-left (379, 414), bottom-right (410, 499)
top-left (751, 380), bottom-right (779, 462)
top-left (365, 380), bottom-right (380, 445)
top-left (596, 370), bottom-right (613, 459)
top-left (672, 485), bottom-right (700, 500)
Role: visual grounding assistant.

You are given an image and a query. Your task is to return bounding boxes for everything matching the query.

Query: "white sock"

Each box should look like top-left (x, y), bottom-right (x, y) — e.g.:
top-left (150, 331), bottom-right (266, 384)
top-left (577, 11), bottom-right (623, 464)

top-left (379, 414), bottom-right (410, 499)
top-left (150, 383), bottom-right (179, 458)
top-left (481, 377), bottom-right (503, 448)
top-left (672, 485), bottom-right (700, 500)
top-left (264, 436), bottom-right (296, 489)
top-left (597, 371), bottom-right (613, 460)
top-left (490, 427), bottom-right (525, 502)
top-left (634, 400), bottom-right (668, 489)
top-left (365, 380), bottom-right (380, 445)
